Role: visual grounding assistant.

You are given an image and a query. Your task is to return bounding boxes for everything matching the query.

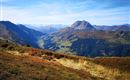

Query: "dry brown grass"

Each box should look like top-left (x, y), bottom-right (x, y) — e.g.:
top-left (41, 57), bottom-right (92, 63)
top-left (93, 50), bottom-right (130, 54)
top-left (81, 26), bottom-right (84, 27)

top-left (0, 52), bottom-right (98, 80)
top-left (0, 39), bottom-right (130, 80)
top-left (56, 57), bottom-right (130, 80)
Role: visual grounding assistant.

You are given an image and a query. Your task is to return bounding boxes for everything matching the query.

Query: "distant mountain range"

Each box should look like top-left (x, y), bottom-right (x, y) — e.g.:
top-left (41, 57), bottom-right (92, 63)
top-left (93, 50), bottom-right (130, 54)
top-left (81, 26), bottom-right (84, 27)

top-left (25, 24), bottom-right (66, 33)
top-left (95, 24), bottom-right (130, 31)
top-left (0, 20), bottom-right (130, 57)
top-left (41, 20), bottom-right (130, 57)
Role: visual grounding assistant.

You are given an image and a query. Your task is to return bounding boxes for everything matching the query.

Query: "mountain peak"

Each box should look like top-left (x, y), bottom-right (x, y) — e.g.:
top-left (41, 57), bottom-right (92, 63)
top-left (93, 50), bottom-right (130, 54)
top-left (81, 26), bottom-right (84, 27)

top-left (71, 20), bottom-right (95, 30)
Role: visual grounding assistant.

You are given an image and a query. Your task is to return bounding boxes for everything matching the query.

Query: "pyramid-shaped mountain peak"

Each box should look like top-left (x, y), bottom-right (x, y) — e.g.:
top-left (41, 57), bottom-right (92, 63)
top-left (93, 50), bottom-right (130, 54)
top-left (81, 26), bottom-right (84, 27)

top-left (71, 20), bottom-right (95, 30)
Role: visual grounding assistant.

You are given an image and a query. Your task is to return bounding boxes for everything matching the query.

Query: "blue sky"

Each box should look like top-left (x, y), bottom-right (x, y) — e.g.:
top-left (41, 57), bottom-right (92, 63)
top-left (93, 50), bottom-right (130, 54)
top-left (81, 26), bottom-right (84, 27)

top-left (1, 0), bottom-right (130, 25)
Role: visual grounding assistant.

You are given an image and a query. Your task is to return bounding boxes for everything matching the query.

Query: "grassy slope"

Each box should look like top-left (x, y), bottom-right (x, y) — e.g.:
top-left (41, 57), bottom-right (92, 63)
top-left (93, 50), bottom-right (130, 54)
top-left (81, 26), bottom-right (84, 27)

top-left (0, 39), bottom-right (97, 80)
top-left (0, 52), bottom-right (96, 80)
top-left (0, 39), bottom-right (130, 80)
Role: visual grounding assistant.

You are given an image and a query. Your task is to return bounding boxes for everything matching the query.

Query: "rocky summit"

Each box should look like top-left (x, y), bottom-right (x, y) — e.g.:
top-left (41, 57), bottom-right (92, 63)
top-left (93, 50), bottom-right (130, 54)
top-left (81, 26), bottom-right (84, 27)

top-left (71, 20), bottom-right (96, 30)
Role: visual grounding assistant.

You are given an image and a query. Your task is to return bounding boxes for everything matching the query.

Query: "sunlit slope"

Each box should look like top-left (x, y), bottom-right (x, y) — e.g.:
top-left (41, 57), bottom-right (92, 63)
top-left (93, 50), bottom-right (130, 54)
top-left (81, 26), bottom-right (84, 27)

top-left (0, 39), bottom-right (130, 80)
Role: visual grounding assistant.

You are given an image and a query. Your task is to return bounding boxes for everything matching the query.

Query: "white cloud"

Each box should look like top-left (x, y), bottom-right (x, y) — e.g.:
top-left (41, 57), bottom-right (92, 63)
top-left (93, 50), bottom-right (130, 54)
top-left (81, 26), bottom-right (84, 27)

top-left (1, 1), bottom-right (130, 25)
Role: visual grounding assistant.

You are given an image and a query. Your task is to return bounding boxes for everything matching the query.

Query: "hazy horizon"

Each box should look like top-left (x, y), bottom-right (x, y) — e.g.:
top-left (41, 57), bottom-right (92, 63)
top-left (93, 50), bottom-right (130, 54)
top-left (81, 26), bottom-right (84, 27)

top-left (0, 0), bottom-right (130, 25)
top-left (1, 20), bottom-right (130, 27)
